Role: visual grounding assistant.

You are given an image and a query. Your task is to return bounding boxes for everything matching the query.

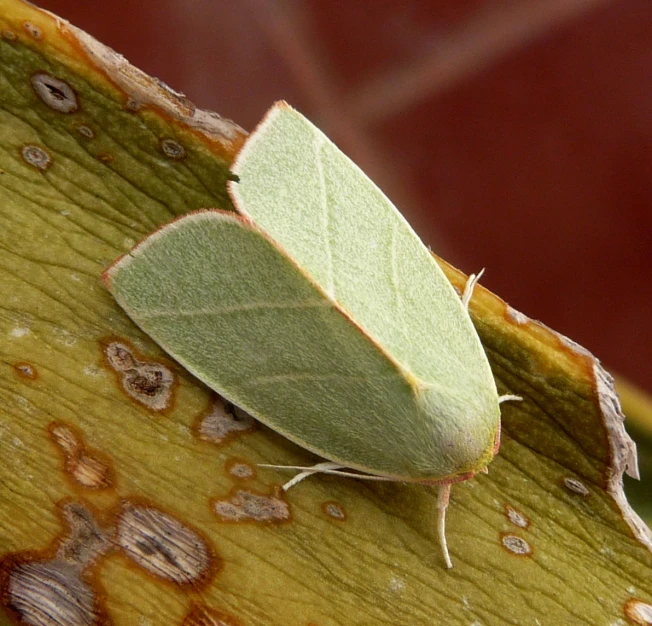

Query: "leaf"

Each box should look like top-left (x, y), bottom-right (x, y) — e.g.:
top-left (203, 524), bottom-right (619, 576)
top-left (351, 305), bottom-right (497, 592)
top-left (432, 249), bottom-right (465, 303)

top-left (618, 377), bottom-right (652, 527)
top-left (0, 2), bottom-right (651, 625)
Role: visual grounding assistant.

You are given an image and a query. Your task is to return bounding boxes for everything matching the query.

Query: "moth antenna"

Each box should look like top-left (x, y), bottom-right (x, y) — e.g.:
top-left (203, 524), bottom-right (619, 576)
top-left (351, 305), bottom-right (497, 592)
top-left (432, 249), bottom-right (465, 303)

top-left (498, 394), bottom-right (523, 404)
top-left (462, 268), bottom-right (485, 310)
top-left (437, 483), bottom-right (453, 569)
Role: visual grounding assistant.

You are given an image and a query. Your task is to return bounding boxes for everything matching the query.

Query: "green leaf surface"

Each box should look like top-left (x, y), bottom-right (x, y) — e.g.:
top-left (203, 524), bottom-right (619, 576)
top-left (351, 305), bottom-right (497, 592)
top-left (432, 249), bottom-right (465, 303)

top-left (1, 2), bottom-right (651, 625)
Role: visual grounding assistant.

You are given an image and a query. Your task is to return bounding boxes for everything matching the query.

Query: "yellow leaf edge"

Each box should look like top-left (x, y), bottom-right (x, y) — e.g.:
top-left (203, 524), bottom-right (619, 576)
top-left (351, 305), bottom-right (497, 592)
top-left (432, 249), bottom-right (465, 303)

top-left (0, 0), bottom-right (246, 162)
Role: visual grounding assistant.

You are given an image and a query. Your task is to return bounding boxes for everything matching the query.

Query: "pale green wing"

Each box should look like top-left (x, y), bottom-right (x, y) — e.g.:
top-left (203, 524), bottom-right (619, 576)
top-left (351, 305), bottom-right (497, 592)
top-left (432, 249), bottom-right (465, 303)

top-left (104, 211), bottom-right (494, 480)
top-left (228, 104), bottom-right (499, 431)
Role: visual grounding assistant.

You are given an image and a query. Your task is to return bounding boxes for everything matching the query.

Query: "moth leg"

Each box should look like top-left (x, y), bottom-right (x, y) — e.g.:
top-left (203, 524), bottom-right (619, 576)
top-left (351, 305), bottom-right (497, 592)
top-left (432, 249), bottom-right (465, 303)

top-left (259, 462), bottom-right (397, 490)
top-left (437, 483), bottom-right (454, 569)
top-left (259, 461), bottom-right (346, 491)
top-left (461, 268), bottom-right (485, 310)
top-left (499, 394), bottom-right (522, 403)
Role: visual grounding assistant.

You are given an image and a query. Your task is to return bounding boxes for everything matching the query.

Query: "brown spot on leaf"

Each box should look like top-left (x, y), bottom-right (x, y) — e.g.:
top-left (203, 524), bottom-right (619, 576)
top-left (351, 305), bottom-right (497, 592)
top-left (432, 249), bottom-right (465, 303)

top-left (322, 501), bottom-right (347, 522)
top-left (194, 396), bottom-right (256, 445)
top-left (125, 367), bottom-right (164, 398)
top-left (101, 338), bottom-right (176, 413)
top-left (22, 22), bottom-right (42, 39)
top-left (212, 487), bottom-right (291, 525)
top-left (625, 599), bottom-right (652, 625)
top-left (97, 152), bottom-right (114, 164)
top-left (504, 504), bottom-right (530, 529)
top-left (31, 72), bottom-right (79, 114)
top-left (20, 144), bottom-right (52, 171)
top-left (0, 501), bottom-right (113, 626)
top-left (160, 138), bottom-right (186, 160)
top-left (13, 362), bottom-right (37, 380)
top-left (125, 96), bottom-right (140, 112)
top-left (74, 124), bottom-right (95, 139)
top-left (500, 533), bottom-right (533, 557)
top-left (225, 458), bottom-right (256, 481)
top-left (563, 477), bottom-right (590, 497)
top-left (1, 30), bottom-right (17, 41)
top-left (75, 458), bottom-right (113, 491)
top-left (103, 341), bottom-right (137, 371)
top-left (1, 560), bottom-right (107, 626)
top-left (116, 499), bottom-right (219, 589)
top-left (48, 422), bottom-right (115, 490)
top-left (182, 604), bottom-right (243, 626)
top-left (57, 502), bottom-right (113, 565)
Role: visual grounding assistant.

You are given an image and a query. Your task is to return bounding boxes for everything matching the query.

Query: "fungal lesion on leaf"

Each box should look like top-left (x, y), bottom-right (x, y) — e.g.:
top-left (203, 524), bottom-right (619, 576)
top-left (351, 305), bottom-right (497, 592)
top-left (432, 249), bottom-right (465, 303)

top-left (160, 137), bottom-right (186, 160)
top-left (0, 500), bottom-right (113, 626)
top-left (504, 504), bottom-right (530, 529)
top-left (73, 123), bottom-right (95, 139)
top-left (115, 498), bottom-right (220, 589)
top-left (97, 152), bottom-right (115, 164)
top-left (225, 457), bottom-right (257, 482)
top-left (0, 495), bottom-right (221, 621)
top-left (48, 421), bottom-right (115, 491)
top-left (12, 361), bottom-right (36, 380)
top-left (624, 598), bottom-right (652, 626)
top-left (22, 21), bottom-right (41, 40)
top-left (211, 486), bottom-right (291, 525)
top-left (321, 501), bottom-right (347, 522)
top-left (563, 476), bottom-right (590, 497)
top-left (193, 395), bottom-right (256, 445)
top-left (101, 338), bottom-right (176, 413)
top-left (20, 144), bottom-right (52, 171)
top-left (30, 71), bottom-right (79, 113)
top-left (500, 533), bottom-right (533, 558)
top-left (126, 366), bottom-right (165, 398)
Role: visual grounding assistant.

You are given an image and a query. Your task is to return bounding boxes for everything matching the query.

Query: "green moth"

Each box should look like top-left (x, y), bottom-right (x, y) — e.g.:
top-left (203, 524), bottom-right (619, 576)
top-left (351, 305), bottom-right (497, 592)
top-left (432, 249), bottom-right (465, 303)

top-left (103, 102), bottom-right (518, 568)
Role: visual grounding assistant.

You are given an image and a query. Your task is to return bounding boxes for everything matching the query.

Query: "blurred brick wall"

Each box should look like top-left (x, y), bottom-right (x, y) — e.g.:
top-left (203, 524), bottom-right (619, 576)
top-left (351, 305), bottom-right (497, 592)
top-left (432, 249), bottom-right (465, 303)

top-left (37, 0), bottom-right (652, 393)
